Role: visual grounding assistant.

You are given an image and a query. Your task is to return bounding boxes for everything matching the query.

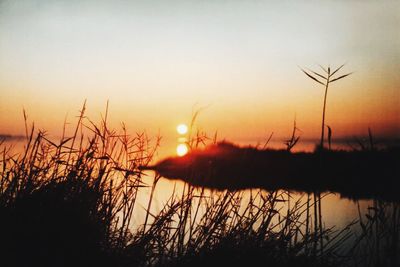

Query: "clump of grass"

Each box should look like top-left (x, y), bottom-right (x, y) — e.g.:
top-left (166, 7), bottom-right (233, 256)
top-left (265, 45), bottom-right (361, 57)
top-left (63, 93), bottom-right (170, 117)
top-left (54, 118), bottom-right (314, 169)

top-left (0, 102), bottom-right (161, 266)
top-left (0, 102), bottom-right (391, 267)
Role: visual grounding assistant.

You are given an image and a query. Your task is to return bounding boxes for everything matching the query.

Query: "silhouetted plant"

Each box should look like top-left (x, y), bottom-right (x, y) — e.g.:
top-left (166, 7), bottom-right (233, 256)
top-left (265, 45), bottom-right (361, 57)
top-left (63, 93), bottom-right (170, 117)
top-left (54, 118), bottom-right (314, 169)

top-left (301, 64), bottom-right (352, 256)
top-left (301, 64), bottom-right (352, 149)
top-left (285, 118), bottom-right (301, 152)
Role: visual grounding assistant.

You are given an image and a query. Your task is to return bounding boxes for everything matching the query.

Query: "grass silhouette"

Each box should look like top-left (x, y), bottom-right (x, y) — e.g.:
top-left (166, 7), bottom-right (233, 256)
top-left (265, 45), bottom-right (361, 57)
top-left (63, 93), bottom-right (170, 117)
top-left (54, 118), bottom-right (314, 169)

top-left (0, 103), bottom-right (398, 267)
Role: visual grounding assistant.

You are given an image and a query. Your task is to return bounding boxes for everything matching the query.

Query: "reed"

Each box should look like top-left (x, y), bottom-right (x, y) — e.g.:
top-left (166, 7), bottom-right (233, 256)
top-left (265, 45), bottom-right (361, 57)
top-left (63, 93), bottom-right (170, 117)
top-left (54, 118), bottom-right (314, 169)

top-left (300, 64), bottom-right (352, 150)
top-left (301, 64), bottom-right (352, 257)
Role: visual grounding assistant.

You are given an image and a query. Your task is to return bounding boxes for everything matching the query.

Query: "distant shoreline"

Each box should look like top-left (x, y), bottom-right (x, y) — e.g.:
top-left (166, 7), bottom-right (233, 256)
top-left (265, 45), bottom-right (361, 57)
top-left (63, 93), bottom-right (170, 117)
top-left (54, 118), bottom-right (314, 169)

top-left (0, 134), bottom-right (25, 141)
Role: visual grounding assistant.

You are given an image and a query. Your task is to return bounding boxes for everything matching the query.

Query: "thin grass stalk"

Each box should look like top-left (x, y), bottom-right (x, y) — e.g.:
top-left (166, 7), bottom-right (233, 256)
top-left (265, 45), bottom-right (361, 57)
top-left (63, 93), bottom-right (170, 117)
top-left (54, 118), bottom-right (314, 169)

top-left (305, 193), bottom-right (310, 254)
top-left (320, 70), bottom-right (330, 149)
top-left (144, 174), bottom-right (161, 232)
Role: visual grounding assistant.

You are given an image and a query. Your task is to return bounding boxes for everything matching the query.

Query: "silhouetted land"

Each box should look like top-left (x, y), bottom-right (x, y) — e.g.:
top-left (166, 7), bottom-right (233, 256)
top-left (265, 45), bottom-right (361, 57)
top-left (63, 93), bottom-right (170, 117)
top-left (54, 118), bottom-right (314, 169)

top-left (142, 142), bottom-right (400, 202)
top-left (0, 134), bottom-right (25, 141)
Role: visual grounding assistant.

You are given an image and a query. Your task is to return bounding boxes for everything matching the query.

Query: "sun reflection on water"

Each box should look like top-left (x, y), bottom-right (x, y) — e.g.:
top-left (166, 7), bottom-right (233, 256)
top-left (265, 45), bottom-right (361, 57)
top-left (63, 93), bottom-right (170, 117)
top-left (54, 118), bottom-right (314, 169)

top-left (176, 143), bottom-right (188, 156)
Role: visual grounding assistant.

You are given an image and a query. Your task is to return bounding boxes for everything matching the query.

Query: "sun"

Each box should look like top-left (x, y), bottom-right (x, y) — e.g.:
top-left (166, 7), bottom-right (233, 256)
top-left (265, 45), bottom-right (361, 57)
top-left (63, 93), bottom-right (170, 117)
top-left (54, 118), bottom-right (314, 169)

top-left (177, 124), bottom-right (188, 135)
top-left (176, 143), bottom-right (189, 156)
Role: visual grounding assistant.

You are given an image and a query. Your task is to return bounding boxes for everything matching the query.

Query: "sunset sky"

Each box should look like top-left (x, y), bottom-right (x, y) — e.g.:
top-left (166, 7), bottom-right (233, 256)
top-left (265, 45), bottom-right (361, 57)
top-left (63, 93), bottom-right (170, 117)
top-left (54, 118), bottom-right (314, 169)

top-left (0, 0), bottom-right (399, 149)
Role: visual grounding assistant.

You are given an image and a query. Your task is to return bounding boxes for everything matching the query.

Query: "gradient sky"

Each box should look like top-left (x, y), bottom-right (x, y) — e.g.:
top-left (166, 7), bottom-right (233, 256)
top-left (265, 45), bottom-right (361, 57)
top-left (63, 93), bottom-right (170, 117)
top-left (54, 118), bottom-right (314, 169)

top-left (0, 0), bottom-right (399, 147)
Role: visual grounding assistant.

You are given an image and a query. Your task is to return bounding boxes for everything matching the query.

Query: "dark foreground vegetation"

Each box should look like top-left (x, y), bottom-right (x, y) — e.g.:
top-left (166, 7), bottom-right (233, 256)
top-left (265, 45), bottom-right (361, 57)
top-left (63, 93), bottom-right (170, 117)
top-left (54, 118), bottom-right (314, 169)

top-left (144, 142), bottom-right (400, 201)
top-left (0, 107), bottom-right (399, 267)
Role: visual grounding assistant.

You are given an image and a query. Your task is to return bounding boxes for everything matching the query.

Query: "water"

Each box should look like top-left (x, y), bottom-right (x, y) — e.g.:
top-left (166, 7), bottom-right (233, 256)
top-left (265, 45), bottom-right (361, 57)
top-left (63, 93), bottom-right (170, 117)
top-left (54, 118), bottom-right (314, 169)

top-left (128, 170), bottom-right (373, 233)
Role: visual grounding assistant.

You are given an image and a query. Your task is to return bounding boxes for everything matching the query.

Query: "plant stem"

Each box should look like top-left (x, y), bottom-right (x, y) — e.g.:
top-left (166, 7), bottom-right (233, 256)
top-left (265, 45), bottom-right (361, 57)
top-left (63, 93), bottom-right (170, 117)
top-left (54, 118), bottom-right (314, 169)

top-left (320, 78), bottom-right (330, 149)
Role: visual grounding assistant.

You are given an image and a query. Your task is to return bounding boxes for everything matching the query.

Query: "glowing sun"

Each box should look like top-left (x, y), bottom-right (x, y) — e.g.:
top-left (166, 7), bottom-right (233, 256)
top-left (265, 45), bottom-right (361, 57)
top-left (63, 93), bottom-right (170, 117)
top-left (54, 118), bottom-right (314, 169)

top-left (177, 124), bottom-right (188, 135)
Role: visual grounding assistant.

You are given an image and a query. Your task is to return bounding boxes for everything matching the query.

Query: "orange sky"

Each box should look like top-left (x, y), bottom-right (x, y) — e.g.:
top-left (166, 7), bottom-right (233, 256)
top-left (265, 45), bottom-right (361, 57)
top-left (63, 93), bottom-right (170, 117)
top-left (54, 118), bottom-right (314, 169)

top-left (0, 0), bottom-right (399, 147)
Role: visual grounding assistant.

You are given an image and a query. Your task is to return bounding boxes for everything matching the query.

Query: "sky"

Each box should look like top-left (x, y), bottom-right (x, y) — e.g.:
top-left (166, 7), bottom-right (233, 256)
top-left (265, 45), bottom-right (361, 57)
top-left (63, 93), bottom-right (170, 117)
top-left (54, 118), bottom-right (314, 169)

top-left (0, 0), bottom-right (399, 150)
